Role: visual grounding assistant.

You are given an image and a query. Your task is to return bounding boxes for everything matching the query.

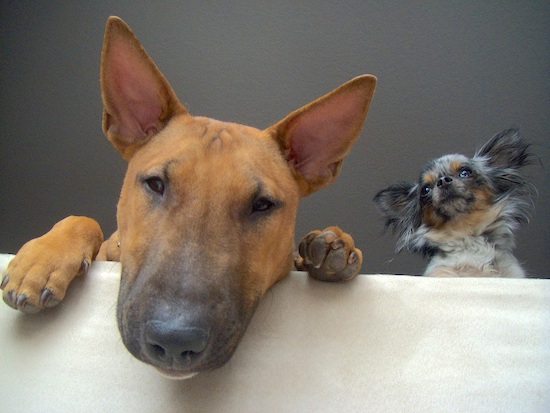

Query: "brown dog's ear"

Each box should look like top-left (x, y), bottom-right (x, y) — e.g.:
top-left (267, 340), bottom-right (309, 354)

top-left (101, 16), bottom-right (187, 159)
top-left (267, 75), bottom-right (376, 196)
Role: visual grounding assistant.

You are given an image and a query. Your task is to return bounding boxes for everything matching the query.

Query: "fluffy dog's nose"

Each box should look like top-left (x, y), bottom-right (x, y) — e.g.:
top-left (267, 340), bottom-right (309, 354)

top-left (437, 176), bottom-right (453, 187)
top-left (144, 319), bottom-right (209, 366)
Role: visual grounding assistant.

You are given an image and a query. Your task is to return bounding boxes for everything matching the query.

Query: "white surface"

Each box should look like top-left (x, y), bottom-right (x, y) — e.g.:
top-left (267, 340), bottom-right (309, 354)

top-left (0, 253), bottom-right (549, 412)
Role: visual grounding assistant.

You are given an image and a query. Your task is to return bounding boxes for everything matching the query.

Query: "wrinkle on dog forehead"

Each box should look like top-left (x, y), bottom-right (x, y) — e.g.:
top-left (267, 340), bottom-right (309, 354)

top-left (133, 116), bottom-right (279, 170)
top-left (204, 123), bottom-right (250, 150)
top-left (194, 117), bottom-right (263, 146)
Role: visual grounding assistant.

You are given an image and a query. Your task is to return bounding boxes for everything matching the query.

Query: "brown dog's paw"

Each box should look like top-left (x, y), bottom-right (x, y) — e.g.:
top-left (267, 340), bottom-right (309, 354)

top-left (1, 216), bottom-right (103, 313)
top-left (295, 226), bottom-right (363, 282)
top-left (1, 257), bottom-right (90, 314)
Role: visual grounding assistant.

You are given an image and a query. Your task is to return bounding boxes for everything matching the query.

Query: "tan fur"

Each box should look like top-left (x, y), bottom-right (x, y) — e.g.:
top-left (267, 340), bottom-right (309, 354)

top-left (424, 204), bottom-right (502, 244)
top-left (450, 159), bottom-right (463, 174)
top-left (422, 206), bottom-right (447, 229)
top-left (424, 188), bottom-right (496, 241)
top-left (423, 173), bottom-right (437, 187)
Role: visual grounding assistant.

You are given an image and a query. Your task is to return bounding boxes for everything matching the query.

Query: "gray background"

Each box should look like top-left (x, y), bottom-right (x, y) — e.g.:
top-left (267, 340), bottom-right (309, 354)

top-left (1, 2), bottom-right (548, 277)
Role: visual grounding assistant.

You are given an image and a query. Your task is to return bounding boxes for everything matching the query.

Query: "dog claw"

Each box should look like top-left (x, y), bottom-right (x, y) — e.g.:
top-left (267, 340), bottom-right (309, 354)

top-left (2, 290), bottom-right (37, 313)
top-left (1, 274), bottom-right (9, 289)
top-left (331, 238), bottom-right (345, 250)
top-left (40, 289), bottom-right (60, 308)
top-left (324, 231), bottom-right (336, 244)
top-left (16, 293), bottom-right (27, 307)
top-left (3, 290), bottom-right (17, 309)
top-left (14, 293), bottom-right (40, 314)
top-left (1, 277), bottom-right (59, 312)
top-left (79, 258), bottom-right (91, 276)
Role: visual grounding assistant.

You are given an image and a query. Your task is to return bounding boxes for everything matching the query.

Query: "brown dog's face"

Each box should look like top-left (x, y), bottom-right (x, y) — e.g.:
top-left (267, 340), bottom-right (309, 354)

top-left (100, 17), bottom-right (375, 377)
top-left (116, 117), bottom-right (299, 377)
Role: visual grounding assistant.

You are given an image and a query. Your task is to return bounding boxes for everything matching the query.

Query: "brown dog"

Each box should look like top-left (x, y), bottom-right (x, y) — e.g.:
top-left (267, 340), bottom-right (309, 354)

top-left (1, 17), bottom-right (376, 378)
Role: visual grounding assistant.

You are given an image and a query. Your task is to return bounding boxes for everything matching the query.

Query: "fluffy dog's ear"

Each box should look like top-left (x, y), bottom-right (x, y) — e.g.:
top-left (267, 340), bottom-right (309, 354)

top-left (267, 75), bottom-right (376, 196)
top-left (475, 128), bottom-right (534, 198)
top-left (374, 182), bottom-right (427, 253)
top-left (475, 129), bottom-right (530, 170)
top-left (101, 17), bottom-right (187, 159)
top-left (374, 182), bottom-right (419, 232)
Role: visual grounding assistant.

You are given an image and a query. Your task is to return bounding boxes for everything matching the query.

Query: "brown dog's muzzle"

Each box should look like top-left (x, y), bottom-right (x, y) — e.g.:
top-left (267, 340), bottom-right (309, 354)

top-left (116, 253), bottom-right (258, 378)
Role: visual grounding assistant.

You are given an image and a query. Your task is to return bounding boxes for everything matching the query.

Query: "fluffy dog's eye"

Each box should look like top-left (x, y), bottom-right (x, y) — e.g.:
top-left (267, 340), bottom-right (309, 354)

top-left (144, 177), bottom-right (165, 195)
top-left (459, 168), bottom-right (472, 179)
top-left (421, 185), bottom-right (432, 196)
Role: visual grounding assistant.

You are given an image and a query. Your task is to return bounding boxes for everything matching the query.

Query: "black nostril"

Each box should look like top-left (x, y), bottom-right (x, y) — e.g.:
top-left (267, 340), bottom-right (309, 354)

top-left (144, 319), bottom-right (209, 366)
top-left (437, 176), bottom-right (453, 187)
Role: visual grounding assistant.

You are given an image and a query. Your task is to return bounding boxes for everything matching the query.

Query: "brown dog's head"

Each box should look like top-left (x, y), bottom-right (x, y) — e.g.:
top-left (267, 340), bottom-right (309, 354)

top-left (101, 17), bottom-right (376, 378)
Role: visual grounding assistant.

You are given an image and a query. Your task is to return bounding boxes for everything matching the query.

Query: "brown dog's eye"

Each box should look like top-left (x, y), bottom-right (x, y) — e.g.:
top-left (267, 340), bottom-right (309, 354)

top-left (144, 177), bottom-right (165, 195)
top-left (420, 185), bottom-right (432, 197)
top-left (252, 197), bottom-right (275, 213)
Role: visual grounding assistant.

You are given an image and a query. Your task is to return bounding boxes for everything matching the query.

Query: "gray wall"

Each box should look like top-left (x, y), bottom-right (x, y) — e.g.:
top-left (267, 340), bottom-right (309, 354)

top-left (1, 2), bottom-right (548, 277)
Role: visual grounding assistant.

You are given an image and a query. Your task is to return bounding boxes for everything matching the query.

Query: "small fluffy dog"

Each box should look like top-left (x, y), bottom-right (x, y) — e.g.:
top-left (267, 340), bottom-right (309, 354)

top-left (374, 129), bottom-right (534, 277)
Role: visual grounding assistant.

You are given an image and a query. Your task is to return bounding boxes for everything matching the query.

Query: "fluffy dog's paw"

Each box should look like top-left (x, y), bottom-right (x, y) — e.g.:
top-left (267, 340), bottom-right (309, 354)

top-left (1, 216), bottom-right (103, 313)
top-left (295, 226), bottom-right (363, 282)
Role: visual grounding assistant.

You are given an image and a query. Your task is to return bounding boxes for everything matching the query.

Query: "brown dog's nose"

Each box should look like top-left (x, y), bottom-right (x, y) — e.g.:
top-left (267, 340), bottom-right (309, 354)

top-left (144, 319), bottom-right (209, 367)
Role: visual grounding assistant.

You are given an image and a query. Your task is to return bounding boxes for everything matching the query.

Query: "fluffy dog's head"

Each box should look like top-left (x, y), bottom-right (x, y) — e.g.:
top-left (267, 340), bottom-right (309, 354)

top-left (374, 129), bottom-right (534, 258)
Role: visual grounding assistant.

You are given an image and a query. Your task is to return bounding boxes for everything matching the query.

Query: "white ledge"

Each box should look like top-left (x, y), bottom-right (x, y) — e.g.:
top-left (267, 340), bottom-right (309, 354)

top-left (1, 254), bottom-right (549, 412)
